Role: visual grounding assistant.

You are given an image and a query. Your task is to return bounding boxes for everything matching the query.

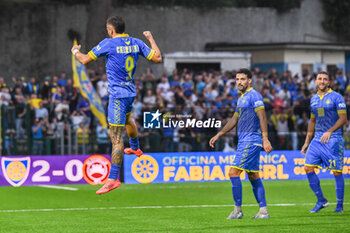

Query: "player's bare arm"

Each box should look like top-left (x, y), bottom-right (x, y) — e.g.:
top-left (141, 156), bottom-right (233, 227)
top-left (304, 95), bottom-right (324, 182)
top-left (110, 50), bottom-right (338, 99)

top-left (301, 116), bottom-right (316, 154)
top-left (71, 44), bottom-right (93, 65)
top-left (109, 125), bottom-right (125, 165)
top-left (209, 113), bottom-right (238, 148)
top-left (320, 113), bottom-right (347, 144)
top-left (143, 31), bottom-right (162, 63)
top-left (256, 108), bottom-right (272, 154)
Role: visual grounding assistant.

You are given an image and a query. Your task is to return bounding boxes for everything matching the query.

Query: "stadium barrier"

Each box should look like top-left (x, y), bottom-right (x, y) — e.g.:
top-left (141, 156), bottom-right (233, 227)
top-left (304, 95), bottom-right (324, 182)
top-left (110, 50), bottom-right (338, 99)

top-left (124, 151), bottom-right (350, 184)
top-left (1, 151), bottom-right (349, 186)
top-left (0, 154), bottom-right (111, 187)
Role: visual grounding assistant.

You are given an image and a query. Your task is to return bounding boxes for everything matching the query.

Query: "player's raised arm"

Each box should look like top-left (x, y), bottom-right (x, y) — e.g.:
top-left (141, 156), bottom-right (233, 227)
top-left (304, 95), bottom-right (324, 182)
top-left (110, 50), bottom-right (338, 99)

top-left (256, 108), bottom-right (272, 154)
top-left (209, 113), bottom-right (238, 148)
top-left (143, 31), bottom-right (162, 63)
top-left (301, 115), bottom-right (316, 154)
top-left (71, 44), bottom-right (94, 65)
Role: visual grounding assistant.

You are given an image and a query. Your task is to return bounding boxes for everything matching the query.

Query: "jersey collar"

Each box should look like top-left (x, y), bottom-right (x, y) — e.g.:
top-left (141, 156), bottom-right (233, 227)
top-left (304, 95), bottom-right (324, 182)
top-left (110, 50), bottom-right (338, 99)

top-left (241, 87), bottom-right (253, 97)
top-left (317, 88), bottom-right (332, 100)
top-left (113, 33), bottom-right (129, 38)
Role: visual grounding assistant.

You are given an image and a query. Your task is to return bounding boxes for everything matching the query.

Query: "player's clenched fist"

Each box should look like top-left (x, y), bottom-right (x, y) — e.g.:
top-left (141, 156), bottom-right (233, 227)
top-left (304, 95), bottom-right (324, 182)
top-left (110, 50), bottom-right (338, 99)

top-left (71, 44), bottom-right (81, 54)
top-left (143, 31), bottom-right (153, 40)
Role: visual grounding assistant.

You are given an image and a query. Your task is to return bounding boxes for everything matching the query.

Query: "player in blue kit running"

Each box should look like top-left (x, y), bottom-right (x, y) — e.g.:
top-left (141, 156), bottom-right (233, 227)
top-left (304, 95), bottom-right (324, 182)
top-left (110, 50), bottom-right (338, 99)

top-left (71, 16), bottom-right (162, 194)
top-left (210, 68), bottom-right (272, 219)
top-left (301, 71), bottom-right (347, 213)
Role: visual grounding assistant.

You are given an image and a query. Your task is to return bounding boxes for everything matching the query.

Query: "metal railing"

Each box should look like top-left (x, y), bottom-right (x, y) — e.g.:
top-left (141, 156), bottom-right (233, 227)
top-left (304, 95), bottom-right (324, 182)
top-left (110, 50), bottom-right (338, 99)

top-left (2, 105), bottom-right (350, 155)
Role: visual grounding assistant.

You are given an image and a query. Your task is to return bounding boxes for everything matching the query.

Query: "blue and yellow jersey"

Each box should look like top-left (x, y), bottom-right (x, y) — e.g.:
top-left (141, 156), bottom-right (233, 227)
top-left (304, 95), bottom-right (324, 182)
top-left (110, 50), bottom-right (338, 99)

top-left (310, 89), bottom-right (346, 141)
top-left (89, 34), bottom-right (155, 98)
top-left (234, 88), bottom-right (264, 143)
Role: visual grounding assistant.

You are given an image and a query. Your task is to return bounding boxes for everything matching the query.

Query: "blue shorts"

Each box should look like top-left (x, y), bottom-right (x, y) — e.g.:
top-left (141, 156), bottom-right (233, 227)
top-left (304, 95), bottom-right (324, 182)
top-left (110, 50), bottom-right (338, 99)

top-left (232, 142), bottom-right (262, 172)
top-left (305, 138), bottom-right (344, 172)
top-left (108, 97), bottom-right (135, 126)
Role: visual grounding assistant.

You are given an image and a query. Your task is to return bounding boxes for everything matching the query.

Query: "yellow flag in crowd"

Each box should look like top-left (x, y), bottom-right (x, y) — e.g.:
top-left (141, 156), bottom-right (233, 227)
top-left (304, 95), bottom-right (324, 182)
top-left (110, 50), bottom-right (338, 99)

top-left (72, 40), bottom-right (108, 128)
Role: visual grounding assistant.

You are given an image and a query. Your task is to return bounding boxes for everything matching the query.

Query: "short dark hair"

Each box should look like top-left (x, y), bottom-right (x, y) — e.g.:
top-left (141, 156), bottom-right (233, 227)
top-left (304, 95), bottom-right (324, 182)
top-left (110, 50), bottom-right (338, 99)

top-left (237, 68), bottom-right (252, 79)
top-left (107, 16), bottom-right (125, 33)
top-left (318, 71), bottom-right (329, 76)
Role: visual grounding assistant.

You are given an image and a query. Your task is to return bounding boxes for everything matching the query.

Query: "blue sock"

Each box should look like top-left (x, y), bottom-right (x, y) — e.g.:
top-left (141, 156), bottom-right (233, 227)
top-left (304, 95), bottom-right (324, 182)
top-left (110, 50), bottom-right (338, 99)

top-left (230, 177), bottom-right (242, 206)
top-left (250, 178), bottom-right (267, 208)
top-left (335, 174), bottom-right (344, 209)
top-left (129, 137), bottom-right (139, 150)
top-left (108, 164), bottom-right (121, 180)
top-left (306, 172), bottom-right (326, 202)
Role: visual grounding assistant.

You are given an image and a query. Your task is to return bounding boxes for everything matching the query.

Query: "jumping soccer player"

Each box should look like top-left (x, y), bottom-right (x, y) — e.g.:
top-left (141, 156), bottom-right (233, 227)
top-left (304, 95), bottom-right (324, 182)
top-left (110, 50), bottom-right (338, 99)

top-left (301, 71), bottom-right (347, 213)
top-left (209, 68), bottom-right (272, 219)
top-left (71, 16), bottom-right (162, 194)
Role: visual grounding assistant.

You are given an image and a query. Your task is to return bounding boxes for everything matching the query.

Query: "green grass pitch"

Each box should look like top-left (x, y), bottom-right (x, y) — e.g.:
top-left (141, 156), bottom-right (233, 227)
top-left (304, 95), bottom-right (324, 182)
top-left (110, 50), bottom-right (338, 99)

top-left (0, 179), bottom-right (349, 233)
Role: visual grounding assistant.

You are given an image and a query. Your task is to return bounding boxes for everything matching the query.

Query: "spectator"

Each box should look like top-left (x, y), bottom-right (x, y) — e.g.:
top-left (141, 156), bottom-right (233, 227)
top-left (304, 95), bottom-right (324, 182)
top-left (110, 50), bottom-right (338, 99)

top-left (35, 101), bottom-right (49, 121)
top-left (0, 87), bottom-right (12, 106)
top-left (143, 90), bottom-right (156, 109)
top-left (14, 94), bottom-right (27, 139)
top-left (32, 119), bottom-right (46, 155)
top-left (55, 99), bottom-right (70, 121)
top-left (182, 73), bottom-right (194, 97)
top-left (50, 76), bottom-right (59, 94)
top-left (0, 77), bottom-right (7, 89)
top-left (97, 74), bottom-right (108, 98)
top-left (41, 76), bottom-right (51, 100)
top-left (25, 77), bottom-right (40, 96)
top-left (96, 123), bottom-right (109, 154)
top-left (77, 97), bottom-right (91, 125)
top-left (58, 72), bottom-right (68, 87)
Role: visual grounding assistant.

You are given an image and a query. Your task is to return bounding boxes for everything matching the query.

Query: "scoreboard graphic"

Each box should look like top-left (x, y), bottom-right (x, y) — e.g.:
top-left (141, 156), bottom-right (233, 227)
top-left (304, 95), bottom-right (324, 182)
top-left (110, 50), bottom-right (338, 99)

top-left (0, 155), bottom-right (110, 187)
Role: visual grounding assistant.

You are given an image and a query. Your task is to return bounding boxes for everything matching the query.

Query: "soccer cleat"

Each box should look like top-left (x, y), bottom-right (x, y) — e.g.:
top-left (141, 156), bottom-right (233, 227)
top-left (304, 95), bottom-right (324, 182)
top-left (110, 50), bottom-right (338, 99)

top-left (310, 200), bottom-right (329, 213)
top-left (251, 213), bottom-right (270, 219)
top-left (334, 207), bottom-right (343, 213)
top-left (96, 179), bottom-right (121, 195)
top-left (251, 207), bottom-right (270, 219)
top-left (124, 148), bottom-right (143, 157)
top-left (227, 207), bottom-right (243, 219)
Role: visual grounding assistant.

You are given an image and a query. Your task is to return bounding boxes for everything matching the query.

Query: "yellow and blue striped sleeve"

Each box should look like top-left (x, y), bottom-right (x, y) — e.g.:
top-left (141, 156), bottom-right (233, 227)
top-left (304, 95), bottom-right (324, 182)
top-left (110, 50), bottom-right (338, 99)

top-left (146, 49), bottom-right (155, 60)
top-left (88, 51), bottom-right (98, 61)
top-left (254, 105), bottom-right (265, 112)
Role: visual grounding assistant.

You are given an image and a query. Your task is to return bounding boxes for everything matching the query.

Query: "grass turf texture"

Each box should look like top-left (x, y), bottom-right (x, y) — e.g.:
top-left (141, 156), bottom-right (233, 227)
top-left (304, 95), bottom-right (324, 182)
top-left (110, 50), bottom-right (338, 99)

top-left (0, 180), bottom-right (349, 233)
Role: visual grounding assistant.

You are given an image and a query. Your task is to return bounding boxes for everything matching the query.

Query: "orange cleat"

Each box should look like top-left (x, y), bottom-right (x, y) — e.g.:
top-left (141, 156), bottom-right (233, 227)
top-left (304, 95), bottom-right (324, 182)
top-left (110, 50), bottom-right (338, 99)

top-left (124, 148), bottom-right (143, 157)
top-left (96, 179), bottom-right (121, 195)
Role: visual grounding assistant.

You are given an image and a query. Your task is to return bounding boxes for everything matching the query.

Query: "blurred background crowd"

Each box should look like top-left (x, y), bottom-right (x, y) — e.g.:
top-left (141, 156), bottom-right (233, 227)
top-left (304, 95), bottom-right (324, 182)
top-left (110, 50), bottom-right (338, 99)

top-left (1, 66), bottom-right (350, 155)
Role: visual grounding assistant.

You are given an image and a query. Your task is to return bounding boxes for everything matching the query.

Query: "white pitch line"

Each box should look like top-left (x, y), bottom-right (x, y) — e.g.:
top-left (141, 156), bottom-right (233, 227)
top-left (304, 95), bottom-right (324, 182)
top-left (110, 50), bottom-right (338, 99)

top-left (38, 185), bottom-right (78, 191)
top-left (0, 202), bottom-right (349, 213)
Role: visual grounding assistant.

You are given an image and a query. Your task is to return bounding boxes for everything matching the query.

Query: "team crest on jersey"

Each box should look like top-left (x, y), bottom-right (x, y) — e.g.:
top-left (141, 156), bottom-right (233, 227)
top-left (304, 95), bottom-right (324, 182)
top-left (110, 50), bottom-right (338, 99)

top-left (83, 155), bottom-right (111, 185)
top-left (325, 99), bottom-right (331, 105)
top-left (1, 157), bottom-right (30, 187)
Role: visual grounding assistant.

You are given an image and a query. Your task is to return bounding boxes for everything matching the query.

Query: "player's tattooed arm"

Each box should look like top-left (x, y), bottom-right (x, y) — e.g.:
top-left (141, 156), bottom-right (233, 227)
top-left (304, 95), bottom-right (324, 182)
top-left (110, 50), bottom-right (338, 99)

top-left (301, 116), bottom-right (316, 154)
top-left (209, 113), bottom-right (238, 148)
top-left (109, 126), bottom-right (125, 165)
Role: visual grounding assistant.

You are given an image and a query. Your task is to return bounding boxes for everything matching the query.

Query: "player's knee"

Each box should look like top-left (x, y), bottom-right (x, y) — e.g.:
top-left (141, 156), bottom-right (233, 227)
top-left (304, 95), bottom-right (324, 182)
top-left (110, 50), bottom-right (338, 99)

top-left (247, 172), bottom-right (259, 181)
top-left (333, 171), bottom-right (342, 176)
top-left (304, 166), bottom-right (314, 173)
top-left (229, 168), bottom-right (241, 177)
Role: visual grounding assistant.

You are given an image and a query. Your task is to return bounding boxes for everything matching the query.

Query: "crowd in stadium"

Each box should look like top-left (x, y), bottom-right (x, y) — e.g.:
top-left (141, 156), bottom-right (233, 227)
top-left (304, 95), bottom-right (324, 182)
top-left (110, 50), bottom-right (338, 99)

top-left (1, 66), bottom-right (350, 155)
